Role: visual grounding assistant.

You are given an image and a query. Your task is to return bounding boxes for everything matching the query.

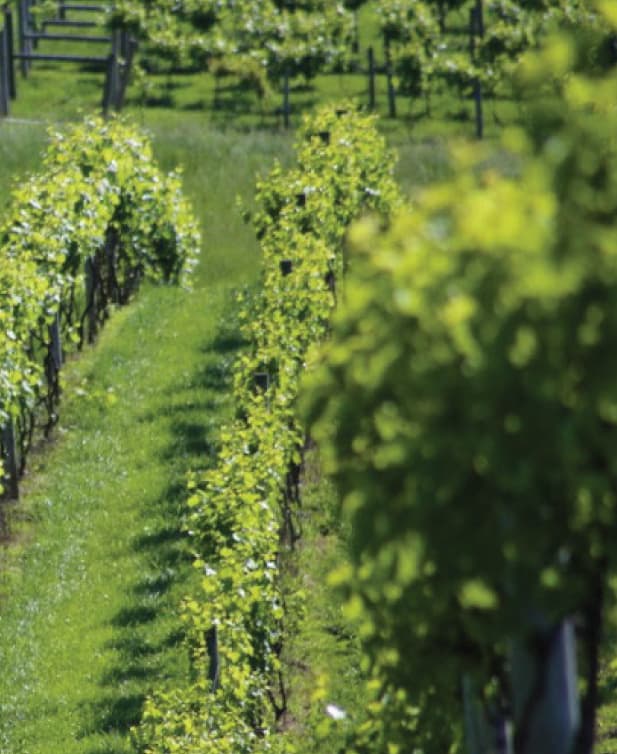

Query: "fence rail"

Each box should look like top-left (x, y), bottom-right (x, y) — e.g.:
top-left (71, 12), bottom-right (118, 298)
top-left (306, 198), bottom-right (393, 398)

top-left (24, 32), bottom-right (111, 42)
top-left (43, 19), bottom-right (98, 27)
top-left (57, 4), bottom-right (106, 11)
top-left (12, 52), bottom-right (107, 62)
top-left (0, 0), bottom-right (135, 117)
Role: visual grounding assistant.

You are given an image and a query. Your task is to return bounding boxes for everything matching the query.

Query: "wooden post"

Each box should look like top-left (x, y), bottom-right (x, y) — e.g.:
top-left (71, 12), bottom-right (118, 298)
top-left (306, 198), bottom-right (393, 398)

top-left (49, 311), bottom-right (62, 371)
top-left (282, 67), bottom-right (290, 129)
top-left (116, 32), bottom-right (137, 110)
top-left (461, 675), bottom-right (491, 754)
top-left (0, 21), bottom-right (8, 116)
top-left (384, 35), bottom-right (396, 118)
top-left (101, 51), bottom-right (117, 115)
top-left (110, 29), bottom-right (120, 109)
top-left (58, 0), bottom-right (65, 19)
top-left (511, 619), bottom-right (580, 754)
top-left (119, 26), bottom-right (128, 59)
top-left (206, 626), bottom-right (219, 691)
top-left (28, 0), bottom-right (37, 49)
top-left (100, 30), bottom-right (123, 114)
top-left (368, 45), bottom-right (376, 110)
top-left (4, 5), bottom-right (15, 99)
top-left (17, 0), bottom-right (29, 76)
top-left (475, 0), bottom-right (485, 36)
top-left (85, 256), bottom-right (97, 342)
top-left (2, 419), bottom-right (19, 500)
top-left (105, 228), bottom-right (118, 304)
top-left (102, 52), bottom-right (112, 115)
top-left (470, 6), bottom-right (483, 140)
top-left (45, 310), bottom-right (62, 429)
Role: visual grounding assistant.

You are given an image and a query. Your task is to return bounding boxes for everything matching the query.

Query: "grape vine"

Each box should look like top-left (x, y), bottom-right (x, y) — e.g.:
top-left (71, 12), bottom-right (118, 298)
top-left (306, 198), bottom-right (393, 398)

top-left (134, 103), bottom-right (400, 754)
top-left (0, 116), bottom-right (199, 493)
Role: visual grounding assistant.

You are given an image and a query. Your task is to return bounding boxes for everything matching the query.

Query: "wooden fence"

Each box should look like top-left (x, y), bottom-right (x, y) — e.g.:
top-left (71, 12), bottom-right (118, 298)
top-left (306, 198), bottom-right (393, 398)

top-left (0, 0), bottom-right (136, 117)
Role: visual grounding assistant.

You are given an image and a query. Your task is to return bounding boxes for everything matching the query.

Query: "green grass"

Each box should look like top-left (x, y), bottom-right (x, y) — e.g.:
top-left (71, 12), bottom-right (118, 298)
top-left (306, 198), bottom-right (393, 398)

top-left (0, 121), bottom-right (49, 211)
top-left (0, 283), bottom-right (230, 754)
top-left (3, 61), bottom-right (462, 139)
top-left (280, 451), bottom-right (366, 754)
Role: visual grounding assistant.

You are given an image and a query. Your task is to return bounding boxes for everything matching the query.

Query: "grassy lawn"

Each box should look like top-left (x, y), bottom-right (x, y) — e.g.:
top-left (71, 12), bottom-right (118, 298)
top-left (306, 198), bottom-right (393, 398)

top-left (279, 451), bottom-right (367, 754)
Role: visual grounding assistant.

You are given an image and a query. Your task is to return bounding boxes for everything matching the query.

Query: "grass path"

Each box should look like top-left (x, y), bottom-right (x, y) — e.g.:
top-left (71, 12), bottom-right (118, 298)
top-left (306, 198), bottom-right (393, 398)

top-left (0, 283), bottom-right (238, 754)
top-left (0, 124), bottom-right (290, 754)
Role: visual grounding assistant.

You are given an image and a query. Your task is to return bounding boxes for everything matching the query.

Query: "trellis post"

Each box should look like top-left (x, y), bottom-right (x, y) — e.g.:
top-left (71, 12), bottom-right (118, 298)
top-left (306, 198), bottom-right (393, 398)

top-left (368, 46), bottom-right (375, 110)
top-left (49, 311), bottom-right (62, 372)
top-left (3, 4), bottom-right (15, 99)
top-left (206, 626), bottom-right (219, 691)
top-left (384, 35), bottom-right (396, 118)
top-left (282, 67), bottom-right (290, 129)
top-left (17, 0), bottom-right (31, 76)
top-left (2, 419), bottom-right (19, 500)
top-left (0, 18), bottom-right (8, 116)
top-left (511, 619), bottom-right (579, 754)
top-left (85, 255), bottom-right (97, 342)
top-left (469, 4), bottom-right (483, 140)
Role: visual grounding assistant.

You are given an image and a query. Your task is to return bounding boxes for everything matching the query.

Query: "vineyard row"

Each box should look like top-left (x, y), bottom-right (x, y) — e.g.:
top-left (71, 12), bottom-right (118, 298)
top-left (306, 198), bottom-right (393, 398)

top-left (0, 116), bottom-right (199, 502)
top-left (133, 102), bottom-right (401, 754)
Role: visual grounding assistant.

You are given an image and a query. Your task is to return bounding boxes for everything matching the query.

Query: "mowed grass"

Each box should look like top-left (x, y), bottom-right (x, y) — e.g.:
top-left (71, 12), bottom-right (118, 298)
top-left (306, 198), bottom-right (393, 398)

top-left (0, 121), bottom-right (49, 211)
top-left (0, 125), bottom-right (292, 753)
top-left (5, 58), bottom-right (517, 143)
top-left (280, 452), bottom-right (367, 754)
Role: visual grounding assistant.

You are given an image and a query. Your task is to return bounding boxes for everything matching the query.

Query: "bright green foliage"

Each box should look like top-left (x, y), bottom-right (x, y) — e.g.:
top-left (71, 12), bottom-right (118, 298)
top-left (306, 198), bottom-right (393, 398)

top-left (377, 0), bottom-right (440, 100)
top-left (112, 0), bottom-right (354, 96)
top-left (302, 8), bottom-right (617, 752)
top-left (376, 0), bottom-right (597, 103)
top-left (134, 104), bottom-right (400, 754)
top-left (475, 0), bottom-right (597, 86)
top-left (0, 116), bottom-right (199, 486)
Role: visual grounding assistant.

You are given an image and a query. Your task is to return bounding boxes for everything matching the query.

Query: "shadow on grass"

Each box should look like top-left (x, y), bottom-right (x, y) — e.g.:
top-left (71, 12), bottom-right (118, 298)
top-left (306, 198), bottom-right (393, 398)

top-left (79, 300), bottom-right (245, 749)
top-left (166, 419), bottom-right (213, 458)
top-left (133, 521), bottom-right (185, 549)
top-left (112, 605), bottom-right (158, 628)
top-left (88, 694), bottom-right (145, 733)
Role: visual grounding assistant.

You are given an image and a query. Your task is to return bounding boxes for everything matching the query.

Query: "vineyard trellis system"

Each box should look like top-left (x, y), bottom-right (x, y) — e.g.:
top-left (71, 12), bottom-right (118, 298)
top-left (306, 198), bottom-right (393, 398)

top-left (1, 0), bottom-right (499, 137)
top-left (0, 117), bottom-right (200, 519)
top-left (0, 229), bottom-right (144, 505)
top-left (0, 0), bottom-right (136, 116)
